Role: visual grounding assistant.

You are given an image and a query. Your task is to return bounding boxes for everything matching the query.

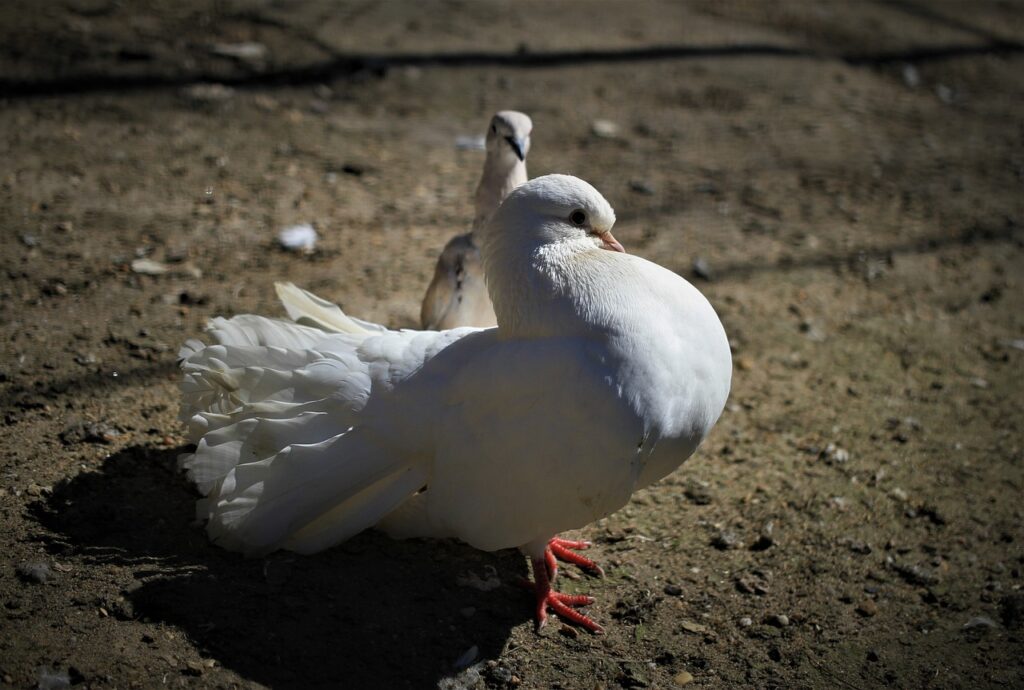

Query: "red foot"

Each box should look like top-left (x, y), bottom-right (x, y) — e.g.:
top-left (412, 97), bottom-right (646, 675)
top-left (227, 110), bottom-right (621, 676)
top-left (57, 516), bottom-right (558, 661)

top-left (528, 555), bottom-right (603, 634)
top-left (548, 537), bottom-right (605, 579)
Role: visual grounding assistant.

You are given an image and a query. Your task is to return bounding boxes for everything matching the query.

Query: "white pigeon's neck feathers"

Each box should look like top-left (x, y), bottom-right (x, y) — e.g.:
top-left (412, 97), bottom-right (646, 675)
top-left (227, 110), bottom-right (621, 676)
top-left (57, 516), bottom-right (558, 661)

top-left (479, 174), bottom-right (626, 337)
top-left (472, 150), bottom-right (527, 232)
top-left (482, 224), bottom-right (628, 339)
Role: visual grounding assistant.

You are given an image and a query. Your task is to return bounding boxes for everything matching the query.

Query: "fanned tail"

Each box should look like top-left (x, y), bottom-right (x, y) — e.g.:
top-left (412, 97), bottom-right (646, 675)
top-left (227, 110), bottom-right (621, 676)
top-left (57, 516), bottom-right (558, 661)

top-left (198, 423), bottom-right (426, 555)
top-left (177, 312), bottom-right (423, 556)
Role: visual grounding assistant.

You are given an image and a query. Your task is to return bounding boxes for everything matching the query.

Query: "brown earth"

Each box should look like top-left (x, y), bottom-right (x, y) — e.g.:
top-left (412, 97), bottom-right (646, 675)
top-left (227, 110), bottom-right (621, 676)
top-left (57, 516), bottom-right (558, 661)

top-left (1, 1), bottom-right (1023, 688)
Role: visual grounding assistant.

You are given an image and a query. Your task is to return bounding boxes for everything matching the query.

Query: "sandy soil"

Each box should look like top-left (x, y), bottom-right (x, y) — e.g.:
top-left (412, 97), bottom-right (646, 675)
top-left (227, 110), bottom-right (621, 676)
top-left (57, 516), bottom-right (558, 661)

top-left (1, 1), bottom-right (1023, 688)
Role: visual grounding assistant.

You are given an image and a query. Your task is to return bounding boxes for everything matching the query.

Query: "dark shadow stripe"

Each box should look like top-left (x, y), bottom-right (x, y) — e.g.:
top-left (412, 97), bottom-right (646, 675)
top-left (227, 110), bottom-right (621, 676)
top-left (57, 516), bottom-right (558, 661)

top-left (1, 40), bottom-right (1021, 99)
top-left (697, 221), bottom-right (1020, 282)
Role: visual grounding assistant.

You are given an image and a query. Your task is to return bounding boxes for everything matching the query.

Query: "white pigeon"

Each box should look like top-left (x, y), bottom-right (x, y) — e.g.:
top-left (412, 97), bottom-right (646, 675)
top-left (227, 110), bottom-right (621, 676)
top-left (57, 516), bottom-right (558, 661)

top-left (419, 110), bottom-right (532, 330)
top-left (178, 174), bottom-right (732, 633)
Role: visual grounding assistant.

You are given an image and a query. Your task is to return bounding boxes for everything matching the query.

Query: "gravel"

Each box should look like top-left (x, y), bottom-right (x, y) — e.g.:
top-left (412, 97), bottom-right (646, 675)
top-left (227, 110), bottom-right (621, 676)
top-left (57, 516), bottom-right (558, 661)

top-left (15, 562), bottom-right (52, 584)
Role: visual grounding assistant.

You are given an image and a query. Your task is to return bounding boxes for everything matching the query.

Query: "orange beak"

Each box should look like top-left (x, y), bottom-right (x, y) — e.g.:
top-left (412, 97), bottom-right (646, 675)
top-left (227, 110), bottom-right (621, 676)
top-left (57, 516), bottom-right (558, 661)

top-left (597, 231), bottom-right (625, 253)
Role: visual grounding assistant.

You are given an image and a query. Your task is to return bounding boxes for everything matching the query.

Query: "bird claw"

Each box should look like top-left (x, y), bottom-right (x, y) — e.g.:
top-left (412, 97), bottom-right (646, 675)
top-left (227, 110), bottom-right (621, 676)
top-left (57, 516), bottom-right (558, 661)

top-left (529, 554), bottom-right (603, 634)
top-left (536, 591), bottom-right (603, 634)
top-left (548, 537), bottom-right (605, 578)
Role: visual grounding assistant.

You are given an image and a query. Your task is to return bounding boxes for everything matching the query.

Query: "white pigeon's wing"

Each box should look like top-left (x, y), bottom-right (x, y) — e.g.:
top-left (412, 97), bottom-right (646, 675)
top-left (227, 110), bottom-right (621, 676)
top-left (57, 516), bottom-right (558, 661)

top-left (275, 282), bottom-right (386, 334)
top-left (378, 331), bottom-right (645, 552)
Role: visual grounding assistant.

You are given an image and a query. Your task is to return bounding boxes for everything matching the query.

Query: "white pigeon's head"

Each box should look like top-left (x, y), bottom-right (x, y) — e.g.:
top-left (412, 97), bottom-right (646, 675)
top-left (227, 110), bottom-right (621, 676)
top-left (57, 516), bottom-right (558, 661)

top-left (485, 174), bottom-right (623, 255)
top-left (486, 111), bottom-right (533, 163)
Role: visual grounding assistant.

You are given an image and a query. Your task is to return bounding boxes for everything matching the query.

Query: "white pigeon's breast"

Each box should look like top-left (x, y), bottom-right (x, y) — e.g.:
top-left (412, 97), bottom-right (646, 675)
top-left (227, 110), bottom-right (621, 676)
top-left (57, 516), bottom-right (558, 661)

top-left (385, 331), bottom-right (644, 552)
top-left (608, 264), bottom-right (732, 488)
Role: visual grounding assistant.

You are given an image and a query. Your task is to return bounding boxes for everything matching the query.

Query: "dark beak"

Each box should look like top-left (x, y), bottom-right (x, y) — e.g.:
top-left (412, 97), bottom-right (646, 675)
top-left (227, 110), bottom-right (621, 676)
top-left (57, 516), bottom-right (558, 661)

top-left (505, 136), bottom-right (526, 162)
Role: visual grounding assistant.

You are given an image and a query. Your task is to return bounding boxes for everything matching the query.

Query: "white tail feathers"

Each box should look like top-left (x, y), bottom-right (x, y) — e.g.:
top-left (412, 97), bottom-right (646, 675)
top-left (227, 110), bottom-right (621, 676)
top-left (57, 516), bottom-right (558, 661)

top-left (195, 423), bottom-right (422, 556)
top-left (175, 306), bottom-right (457, 556)
top-left (275, 282), bottom-right (385, 335)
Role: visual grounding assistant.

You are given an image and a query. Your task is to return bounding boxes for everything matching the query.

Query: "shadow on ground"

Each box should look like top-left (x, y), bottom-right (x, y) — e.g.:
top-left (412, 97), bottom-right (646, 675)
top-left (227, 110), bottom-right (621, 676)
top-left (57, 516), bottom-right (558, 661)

top-left (4, 38), bottom-right (1023, 98)
top-left (31, 444), bottom-right (525, 689)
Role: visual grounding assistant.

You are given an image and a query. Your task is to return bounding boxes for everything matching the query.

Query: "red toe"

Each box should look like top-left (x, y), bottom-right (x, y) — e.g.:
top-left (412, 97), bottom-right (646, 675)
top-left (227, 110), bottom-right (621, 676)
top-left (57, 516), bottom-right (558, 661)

top-left (548, 536), bottom-right (605, 577)
top-left (529, 556), bottom-right (603, 634)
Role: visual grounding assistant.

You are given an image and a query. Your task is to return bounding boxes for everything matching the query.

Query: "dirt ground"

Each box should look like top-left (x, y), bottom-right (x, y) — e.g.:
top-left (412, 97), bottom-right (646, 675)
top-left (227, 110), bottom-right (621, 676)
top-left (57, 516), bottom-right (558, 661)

top-left (2, 1), bottom-right (1023, 688)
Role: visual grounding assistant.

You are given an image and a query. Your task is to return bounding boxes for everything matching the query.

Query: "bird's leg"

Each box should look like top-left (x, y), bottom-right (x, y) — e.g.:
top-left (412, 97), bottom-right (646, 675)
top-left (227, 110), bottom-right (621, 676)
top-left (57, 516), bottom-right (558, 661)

top-left (544, 543), bottom-right (559, 582)
top-left (548, 536), bottom-right (605, 577)
top-left (529, 555), bottom-right (604, 634)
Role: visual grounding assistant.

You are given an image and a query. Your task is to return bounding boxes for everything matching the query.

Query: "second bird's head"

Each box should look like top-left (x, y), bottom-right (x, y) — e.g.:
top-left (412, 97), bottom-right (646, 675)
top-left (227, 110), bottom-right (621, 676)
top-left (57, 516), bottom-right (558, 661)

top-left (486, 111), bottom-right (533, 163)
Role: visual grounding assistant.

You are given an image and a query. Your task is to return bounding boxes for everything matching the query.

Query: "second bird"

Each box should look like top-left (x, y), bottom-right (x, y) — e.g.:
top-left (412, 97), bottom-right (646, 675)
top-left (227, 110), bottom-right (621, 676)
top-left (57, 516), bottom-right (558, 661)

top-left (420, 110), bottom-right (532, 330)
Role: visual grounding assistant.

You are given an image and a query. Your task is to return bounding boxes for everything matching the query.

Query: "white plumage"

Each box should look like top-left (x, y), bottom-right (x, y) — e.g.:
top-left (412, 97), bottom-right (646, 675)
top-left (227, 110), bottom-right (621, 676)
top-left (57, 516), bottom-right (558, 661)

top-left (179, 174), bottom-right (731, 631)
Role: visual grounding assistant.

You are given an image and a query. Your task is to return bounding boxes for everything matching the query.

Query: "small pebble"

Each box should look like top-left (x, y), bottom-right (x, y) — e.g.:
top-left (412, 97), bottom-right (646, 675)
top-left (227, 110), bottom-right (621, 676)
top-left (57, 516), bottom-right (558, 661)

top-left (963, 616), bottom-right (997, 630)
top-left (901, 64), bottom-right (920, 88)
top-left (673, 670), bottom-right (694, 686)
top-left (711, 530), bottom-right (741, 550)
top-left (750, 521), bottom-right (774, 551)
top-left (278, 224), bottom-right (318, 253)
top-left (35, 667), bottom-right (70, 690)
top-left (692, 257), bottom-right (714, 281)
top-left (846, 539), bottom-right (872, 555)
top-left (60, 419), bottom-right (120, 445)
top-left (181, 83), bottom-right (235, 104)
top-left (680, 620), bottom-right (712, 635)
top-left (856, 600), bottom-right (878, 617)
top-left (131, 258), bottom-right (169, 275)
top-left (735, 574), bottom-right (769, 595)
top-left (25, 483), bottom-right (51, 497)
top-left (820, 443), bottom-right (850, 464)
top-left (590, 119), bottom-right (620, 139)
top-left (454, 135), bottom-right (486, 151)
top-left (766, 613), bottom-right (789, 627)
top-left (16, 562), bottom-right (52, 584)
top-left (663, 583), bottom-right (683, 596)
top-left (629, 180), bottom-right (655, 195)
top-left (738, 616), bottom-right (753, 627)
top-left (487, 666), bottom-right (513, 684)
top-left (887, 557), bottom-right (939, 586)
top-left (210, 41), bottom-right (268, 64)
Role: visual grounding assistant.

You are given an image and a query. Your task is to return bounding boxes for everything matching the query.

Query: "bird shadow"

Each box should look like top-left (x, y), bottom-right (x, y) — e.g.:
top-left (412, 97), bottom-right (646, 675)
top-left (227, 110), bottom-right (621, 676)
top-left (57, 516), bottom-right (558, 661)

top-left (30, 444), bottom-right (526, 689)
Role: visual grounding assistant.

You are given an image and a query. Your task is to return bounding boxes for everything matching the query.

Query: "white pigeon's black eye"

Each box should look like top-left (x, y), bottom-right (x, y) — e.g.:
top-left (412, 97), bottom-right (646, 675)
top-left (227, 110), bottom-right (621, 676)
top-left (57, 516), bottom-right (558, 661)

top-left (569, 210), bottom-right (587, 226)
